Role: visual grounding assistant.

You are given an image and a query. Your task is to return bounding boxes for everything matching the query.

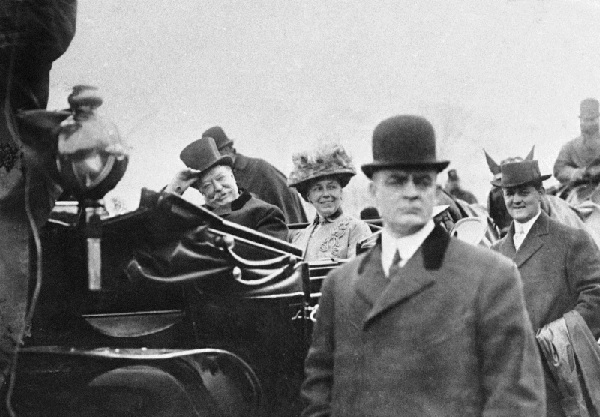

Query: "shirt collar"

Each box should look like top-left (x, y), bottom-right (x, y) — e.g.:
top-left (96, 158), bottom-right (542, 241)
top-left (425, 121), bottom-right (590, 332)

top-left (381, 220), bottom-right (435, 275)
top-left (514, 209), bottom-right (541, 237)
top-left (314, 207), bottom-right (343, 225)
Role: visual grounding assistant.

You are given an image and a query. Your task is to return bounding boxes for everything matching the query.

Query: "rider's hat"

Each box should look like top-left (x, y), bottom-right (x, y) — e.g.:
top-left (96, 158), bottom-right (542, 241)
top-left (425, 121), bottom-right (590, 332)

top-left (361, 115), bottom-right (449, 179)
top-left (288, 143), bottom-right (356, 199)
top-left (179, 137), bottom-right (233, 176)
top-left (496, 160), bottom-right (550, 188)
top-left (579, 98), bottom-right (600, 119)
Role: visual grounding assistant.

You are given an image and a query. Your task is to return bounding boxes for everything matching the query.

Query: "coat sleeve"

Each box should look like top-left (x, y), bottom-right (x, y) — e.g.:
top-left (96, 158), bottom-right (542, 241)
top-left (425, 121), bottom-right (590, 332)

top-left (477, 260), bottom-right (547, 416)
top-left (553, 143), bottom-right (579, 184)
top-left (347, 220), bottom-right (373, 259)
top-left (255, 206), bottom-right (289, 241)
top-left (300, 270), bottom-right (336, 417)
top-left (567, 229), bottom-right (600, 337)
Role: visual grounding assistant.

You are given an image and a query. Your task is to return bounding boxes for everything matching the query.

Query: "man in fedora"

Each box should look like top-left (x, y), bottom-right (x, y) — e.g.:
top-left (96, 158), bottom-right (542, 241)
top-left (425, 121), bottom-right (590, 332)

top-left (165, 136), bottom-right (288, 241)
top-left (492, 159), bottom-right (600, 417)
top-left (554, 98), bottom-right (600, 185)
top-left (201, 126), bottom-right (307, 224)
top-left (301, 115), bottom-right (545, 416)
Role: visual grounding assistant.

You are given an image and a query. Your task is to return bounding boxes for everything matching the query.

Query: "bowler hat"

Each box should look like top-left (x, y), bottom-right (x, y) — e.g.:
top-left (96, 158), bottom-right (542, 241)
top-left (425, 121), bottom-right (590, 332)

top-left (202, 126), bottom-right (234, 150)
top-left (179, 137), bottom-right (233, 175)
top-left (496, 160), bottom-right (550, 188)
top-left (579, 98), bottom-right (600, 118)
top-left (361, 115), bottom-right (449, 178)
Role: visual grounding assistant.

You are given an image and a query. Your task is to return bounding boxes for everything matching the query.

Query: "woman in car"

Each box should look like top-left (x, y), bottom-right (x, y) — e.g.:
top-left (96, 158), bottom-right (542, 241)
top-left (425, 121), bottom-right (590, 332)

top-left (288, 144), bottom-right (372, 261)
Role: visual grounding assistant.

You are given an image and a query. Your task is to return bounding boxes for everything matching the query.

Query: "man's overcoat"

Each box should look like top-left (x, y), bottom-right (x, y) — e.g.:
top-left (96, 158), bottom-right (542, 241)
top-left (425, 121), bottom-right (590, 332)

top-left (233, 154), bottom-right (307, 224)
top-left (302, 226), bottom-right (545, 417)
top-left (492, 211), bottom-right (600, 416)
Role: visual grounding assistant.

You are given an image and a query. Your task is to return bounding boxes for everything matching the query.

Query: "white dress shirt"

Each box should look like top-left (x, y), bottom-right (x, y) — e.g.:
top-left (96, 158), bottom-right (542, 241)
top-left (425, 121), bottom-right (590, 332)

top-left (513, 209), bottom-right (541, 250)
top-left (381, 220), bottom-right (435, 276)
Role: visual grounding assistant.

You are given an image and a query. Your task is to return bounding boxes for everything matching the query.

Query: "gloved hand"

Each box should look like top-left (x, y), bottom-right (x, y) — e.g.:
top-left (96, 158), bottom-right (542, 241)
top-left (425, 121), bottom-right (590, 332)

top-left (165, 168), bottom-right (203, 195)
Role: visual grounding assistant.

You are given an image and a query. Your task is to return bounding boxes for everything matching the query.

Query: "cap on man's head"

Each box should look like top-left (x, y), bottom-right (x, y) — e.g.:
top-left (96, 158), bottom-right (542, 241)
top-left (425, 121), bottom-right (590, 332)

top-left (497, 160), bottom-right (550, 188)
top-left (361, 115), bottom-right (450, 179)
top-left (201, 126), bottom-right (234, 150)
top-left (179, 136), bottom-right (233, 176)
top-left (580, 98), bottom-right (600, 119)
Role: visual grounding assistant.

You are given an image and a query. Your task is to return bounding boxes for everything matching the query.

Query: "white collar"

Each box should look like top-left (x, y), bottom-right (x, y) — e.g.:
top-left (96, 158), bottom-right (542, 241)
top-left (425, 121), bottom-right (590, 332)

top-left (514, 209), bottom-right (541, 237)
top-left (381, 220), bottom-right (435, 275)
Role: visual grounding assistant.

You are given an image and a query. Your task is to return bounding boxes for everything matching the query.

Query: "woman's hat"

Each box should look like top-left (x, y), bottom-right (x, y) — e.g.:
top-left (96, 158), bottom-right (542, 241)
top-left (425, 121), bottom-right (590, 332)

top-left (179, 137), bottom-right (233, 175)
top-left (361, 115), bottom-right (449, 179)
top-left (288, 144), bottom-right (356, 195)
top-left (496, 160), bottom-right (550, 188)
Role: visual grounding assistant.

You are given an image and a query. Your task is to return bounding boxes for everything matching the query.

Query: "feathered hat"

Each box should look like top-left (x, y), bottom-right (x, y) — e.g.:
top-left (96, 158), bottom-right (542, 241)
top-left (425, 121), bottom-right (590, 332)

top-left (288, 143), bottom-right (356, 198)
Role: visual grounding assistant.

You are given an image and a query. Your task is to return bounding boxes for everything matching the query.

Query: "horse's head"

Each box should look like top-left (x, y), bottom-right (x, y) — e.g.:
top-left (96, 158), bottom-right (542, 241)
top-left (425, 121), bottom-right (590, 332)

top-left (487, 186), bottom-right (512, 236)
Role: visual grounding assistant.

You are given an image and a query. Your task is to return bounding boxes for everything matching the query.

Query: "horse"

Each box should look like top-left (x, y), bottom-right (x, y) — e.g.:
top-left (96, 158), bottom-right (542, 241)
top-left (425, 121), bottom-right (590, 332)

top-left (484, 149), bottom-right (590, 239)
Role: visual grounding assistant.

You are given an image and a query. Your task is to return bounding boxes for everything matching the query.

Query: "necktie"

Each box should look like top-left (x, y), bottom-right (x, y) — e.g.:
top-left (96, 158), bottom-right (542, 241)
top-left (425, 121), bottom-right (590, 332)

top-left (387, 250), bottom-right (402, 278)
top-left (514, 226), bottom-right (526, 250)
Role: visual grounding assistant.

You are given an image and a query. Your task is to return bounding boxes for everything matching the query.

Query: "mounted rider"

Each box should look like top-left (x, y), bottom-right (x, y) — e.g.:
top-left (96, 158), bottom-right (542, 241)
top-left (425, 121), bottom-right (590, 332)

top-left (553, 98), bottom-right (600, 186)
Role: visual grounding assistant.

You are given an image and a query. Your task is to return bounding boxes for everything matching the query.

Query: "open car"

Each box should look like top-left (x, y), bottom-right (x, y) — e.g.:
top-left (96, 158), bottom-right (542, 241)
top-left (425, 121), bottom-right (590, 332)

top-left (11, 192), bottom-right (337, 417)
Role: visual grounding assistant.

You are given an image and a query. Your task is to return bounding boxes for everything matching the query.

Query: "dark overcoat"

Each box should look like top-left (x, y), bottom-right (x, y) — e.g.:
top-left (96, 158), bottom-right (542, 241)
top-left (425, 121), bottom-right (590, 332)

top-left (302, 225), bottom-right (546, 417)
top-left (219, 189), bottom-right (288, 241)
top-left (492, 211), bottom-right (600, 417)
top-left (233, 154), bottom-right (308, 224)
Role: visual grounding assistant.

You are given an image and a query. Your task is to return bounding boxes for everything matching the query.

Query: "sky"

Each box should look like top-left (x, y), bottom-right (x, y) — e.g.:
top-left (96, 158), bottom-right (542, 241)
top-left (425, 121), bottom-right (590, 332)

top-left (48, 0), bottom-right (600, 215)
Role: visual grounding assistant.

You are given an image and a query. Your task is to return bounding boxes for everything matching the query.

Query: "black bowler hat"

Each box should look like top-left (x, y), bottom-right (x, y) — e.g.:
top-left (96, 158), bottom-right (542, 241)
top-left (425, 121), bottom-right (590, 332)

top-left (179, 137), bottom-right (233, 176)
top-left (201, 126), bottom-right (234, 150)
top-left (361, 115), bottom-right (450, 178)
top-left (497, 160), bottom-right (550, 188)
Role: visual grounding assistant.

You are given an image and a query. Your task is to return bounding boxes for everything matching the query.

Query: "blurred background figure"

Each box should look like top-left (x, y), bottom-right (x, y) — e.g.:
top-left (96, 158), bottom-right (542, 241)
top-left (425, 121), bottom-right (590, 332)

top-left (444, 168), bottom-right (478, 204)
top-left (288, 143), bottom-right (371, 261)
top-left (0, 0), bottom-right (76, 390)
top-left (554, 98), bottom-right (600, 186)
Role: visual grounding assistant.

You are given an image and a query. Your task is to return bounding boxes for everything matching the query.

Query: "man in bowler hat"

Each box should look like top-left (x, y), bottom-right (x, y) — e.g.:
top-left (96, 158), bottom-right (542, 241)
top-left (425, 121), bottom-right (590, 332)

top-left (165, 136), bottom-right (288, 240)
top-left (492, 159), bottom-right (600, 417)
top-left (554, 98), bottom-right (600, 185)
top-left (301, 115), bottom-right (545, 416)
top-left (201, 126), bottom-right (308, 224)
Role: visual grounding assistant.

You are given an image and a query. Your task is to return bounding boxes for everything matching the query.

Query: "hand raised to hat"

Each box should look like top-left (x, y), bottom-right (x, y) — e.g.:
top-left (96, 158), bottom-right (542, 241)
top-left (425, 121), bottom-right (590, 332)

top-left (165, 168), bottom-right (203, 195)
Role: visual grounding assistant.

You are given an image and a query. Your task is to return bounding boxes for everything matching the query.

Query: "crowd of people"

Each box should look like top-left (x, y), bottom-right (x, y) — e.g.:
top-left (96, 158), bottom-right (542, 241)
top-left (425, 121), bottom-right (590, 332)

top-left (154, 97), bottom-right (600, 417)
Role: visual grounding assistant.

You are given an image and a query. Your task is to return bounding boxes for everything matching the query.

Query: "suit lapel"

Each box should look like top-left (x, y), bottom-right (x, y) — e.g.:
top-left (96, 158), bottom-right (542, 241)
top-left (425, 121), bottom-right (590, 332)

top-left (354, 245), bottom-right (388, 308)
top-left (513, 212), bottom-right (549, 267)
top-left (364, 247), bottom-right (435, 326)
top-left (360, 225), bottom-right (449, 327)
top-left (499, 224), bottom-right (517, 258)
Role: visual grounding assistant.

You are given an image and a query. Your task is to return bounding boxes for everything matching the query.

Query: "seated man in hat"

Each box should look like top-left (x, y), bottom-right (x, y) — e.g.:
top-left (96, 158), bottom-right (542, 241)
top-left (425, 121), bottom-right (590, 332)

top-left (163, 137), bottom-right (288, 241)
top-left (554, 98), bottom-right (600, 185)
top-left (492, 159), bottom-right (600, 417)
top-left (201, 126), bottom-right (307, 224)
